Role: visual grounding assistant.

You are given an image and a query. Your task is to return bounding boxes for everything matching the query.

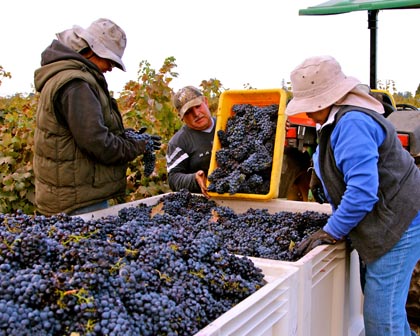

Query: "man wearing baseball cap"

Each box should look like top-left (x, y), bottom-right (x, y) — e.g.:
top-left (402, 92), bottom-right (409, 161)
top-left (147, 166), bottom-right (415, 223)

top-left (288, 55), bottom-right (420, 335)
top-left (166, 86), bottom-right (215, 198)
top-left (33, 18), bottom-right (160, 216)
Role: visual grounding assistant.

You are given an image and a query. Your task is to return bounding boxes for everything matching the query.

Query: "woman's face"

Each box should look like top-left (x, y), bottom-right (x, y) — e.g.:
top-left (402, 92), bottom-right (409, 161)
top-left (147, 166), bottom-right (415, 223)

top-left (306, 107), bottom-right (331, 125)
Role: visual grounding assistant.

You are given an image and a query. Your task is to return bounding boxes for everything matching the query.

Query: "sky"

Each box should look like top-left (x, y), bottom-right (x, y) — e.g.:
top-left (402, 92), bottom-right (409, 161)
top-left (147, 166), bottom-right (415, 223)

top-left (1, 0), bottom-right (419, 97)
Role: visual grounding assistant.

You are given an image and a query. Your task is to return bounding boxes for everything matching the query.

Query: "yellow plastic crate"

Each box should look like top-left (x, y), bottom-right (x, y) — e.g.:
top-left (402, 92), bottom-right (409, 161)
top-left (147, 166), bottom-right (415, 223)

top-left (207, 89), bottom-right (287, 200)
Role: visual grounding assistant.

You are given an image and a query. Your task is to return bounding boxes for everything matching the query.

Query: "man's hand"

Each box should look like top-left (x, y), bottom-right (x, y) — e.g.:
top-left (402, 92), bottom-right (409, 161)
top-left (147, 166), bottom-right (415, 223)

top-left (195, 170), bottom-right (210, 199)
top-left (137, 126), bottom-right (148, 134)
top-left (150, 135), bottom-right (162, 151)
top-left (295, 229), bottom-right (338, 257)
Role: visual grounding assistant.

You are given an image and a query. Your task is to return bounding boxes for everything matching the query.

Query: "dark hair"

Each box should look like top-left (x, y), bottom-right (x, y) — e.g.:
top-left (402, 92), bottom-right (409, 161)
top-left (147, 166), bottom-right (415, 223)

top-left (79, 47), bottom-right (92, 56)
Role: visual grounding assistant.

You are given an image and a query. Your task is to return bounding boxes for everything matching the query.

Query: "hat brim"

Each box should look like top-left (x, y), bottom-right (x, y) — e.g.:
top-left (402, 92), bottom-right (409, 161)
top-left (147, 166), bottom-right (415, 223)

top-left (73, 25), bottom-right (126, 71)
top-left (286, 76), bottom-right (360, 116)
top-left (179, 96), bottom-right (204, 118)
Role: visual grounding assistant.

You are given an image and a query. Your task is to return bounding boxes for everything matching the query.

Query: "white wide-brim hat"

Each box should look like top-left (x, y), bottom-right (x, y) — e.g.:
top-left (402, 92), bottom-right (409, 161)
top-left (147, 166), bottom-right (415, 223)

top-left (73, 18), bottom-right (127, 71)
top-left (286, 55), bottom-right (360, 116)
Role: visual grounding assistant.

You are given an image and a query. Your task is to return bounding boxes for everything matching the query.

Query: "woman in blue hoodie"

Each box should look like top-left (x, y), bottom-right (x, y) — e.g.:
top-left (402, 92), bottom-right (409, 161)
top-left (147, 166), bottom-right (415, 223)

top-left (287, 55), bottom-right (420, 336)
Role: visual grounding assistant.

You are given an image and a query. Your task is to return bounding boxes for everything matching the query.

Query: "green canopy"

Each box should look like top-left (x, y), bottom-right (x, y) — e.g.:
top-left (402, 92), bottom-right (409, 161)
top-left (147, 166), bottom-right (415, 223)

top-left (300, 0), bottom-right (420, 15)
top-left (299, 0), bottom-right (420, 89)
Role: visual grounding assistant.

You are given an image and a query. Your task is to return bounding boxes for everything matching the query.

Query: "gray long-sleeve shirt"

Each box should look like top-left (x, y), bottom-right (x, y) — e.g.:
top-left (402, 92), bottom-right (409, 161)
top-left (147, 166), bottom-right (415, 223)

top-left (166, 119), bottom-right (215, 192)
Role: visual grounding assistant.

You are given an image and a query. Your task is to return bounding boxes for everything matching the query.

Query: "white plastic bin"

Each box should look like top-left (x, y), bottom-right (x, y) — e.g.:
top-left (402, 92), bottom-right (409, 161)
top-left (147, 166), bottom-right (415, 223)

top-left (76, 195), bottom-right (365, 336)
top-left (348, 250), bottom-right (365, 336)
top-left (195, 265), bottom-right (299, 336)
top-left (248, 243), bottom-right (346, 336)
top-left (215, 198), bottom-right (364, 336)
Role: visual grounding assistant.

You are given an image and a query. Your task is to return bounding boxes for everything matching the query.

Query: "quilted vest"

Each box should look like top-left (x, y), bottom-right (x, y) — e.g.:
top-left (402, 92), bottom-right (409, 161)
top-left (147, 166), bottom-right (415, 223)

top-left (34, 60), bottom-right (127, 215)
top-left (318, 105), bottom-right (420, 263)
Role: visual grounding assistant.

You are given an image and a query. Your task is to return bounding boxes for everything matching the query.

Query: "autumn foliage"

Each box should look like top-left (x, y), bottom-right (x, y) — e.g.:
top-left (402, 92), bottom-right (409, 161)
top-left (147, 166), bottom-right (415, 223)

top-left (0, 60), bottom-right (419, 215)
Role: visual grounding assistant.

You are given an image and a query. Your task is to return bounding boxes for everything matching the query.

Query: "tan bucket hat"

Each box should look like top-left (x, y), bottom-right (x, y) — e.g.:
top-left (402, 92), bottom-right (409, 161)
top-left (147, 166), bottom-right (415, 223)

top-left (173, 86), bottom-right (205, 118)
top-left (73, 18), bottom-right (127, 71)
top-left (286, 55), bottom-right (360, 116)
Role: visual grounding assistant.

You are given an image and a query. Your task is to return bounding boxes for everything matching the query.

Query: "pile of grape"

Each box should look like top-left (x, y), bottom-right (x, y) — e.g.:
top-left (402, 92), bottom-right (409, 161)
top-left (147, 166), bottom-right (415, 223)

top-left (208, 103), bottom-right (280, 195)
top-left (0, 190), bottom-right (328, 335)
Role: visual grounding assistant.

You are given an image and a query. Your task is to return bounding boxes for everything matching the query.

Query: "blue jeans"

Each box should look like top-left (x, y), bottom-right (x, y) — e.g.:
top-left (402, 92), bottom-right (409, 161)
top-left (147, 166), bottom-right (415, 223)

top-left (68, 200), bottom-right (109, 216)
top-left (363, 213), bottom-right (420, 336)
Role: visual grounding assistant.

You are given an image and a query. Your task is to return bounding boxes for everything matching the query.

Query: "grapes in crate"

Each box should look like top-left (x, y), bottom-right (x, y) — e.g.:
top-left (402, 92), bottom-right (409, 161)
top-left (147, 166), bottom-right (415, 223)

top-left (208, 103), bottom-right (279, 195)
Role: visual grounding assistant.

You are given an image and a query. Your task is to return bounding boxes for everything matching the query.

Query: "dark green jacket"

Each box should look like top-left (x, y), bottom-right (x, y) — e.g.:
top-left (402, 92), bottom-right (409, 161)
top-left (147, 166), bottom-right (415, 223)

top-left (33, 41), bottom-right (135, 215)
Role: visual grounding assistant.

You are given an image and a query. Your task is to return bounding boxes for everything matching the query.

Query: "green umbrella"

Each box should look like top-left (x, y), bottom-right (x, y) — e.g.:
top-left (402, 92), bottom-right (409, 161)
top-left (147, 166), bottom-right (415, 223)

top-left (299, 0), bottom-right (420, 89)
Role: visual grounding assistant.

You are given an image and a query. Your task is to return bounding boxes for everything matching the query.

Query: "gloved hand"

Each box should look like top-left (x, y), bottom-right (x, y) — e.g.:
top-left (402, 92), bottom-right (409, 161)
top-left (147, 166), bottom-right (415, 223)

top-left (125, 128), bottom-right (161, 151)
top-left (124, 128), bottom-right (136, 135)
top-left (137, 127), bottom-right (161, 151)
top-left (149, 135), bottom-right (162, 151)
top-left (127, 137), bottom-right (146, 154)
top-left (295, 229), bottom-right (337, 257)
top-left (137, 126), bottom-right (147, 134)
top-left (309, 168), bottom-right (327, 204)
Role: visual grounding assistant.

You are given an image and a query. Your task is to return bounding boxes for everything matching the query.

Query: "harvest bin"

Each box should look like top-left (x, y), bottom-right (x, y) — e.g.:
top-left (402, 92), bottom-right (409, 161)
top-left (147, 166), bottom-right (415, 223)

top-left (77, 196), bottom-right (364, 336)
top-left (195, 265), bottom-right (300, 336)
top-left (207, 88), bottom-right (287, 200)
top-left (214, 198), bottom-right (364, 336)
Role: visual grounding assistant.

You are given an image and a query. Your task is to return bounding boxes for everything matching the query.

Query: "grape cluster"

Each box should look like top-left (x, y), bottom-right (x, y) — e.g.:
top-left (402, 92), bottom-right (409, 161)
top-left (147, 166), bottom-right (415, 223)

top-left (208, 103), bottom-right (279, 195)
top-left (124, 129), bottom-right (156, 176)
